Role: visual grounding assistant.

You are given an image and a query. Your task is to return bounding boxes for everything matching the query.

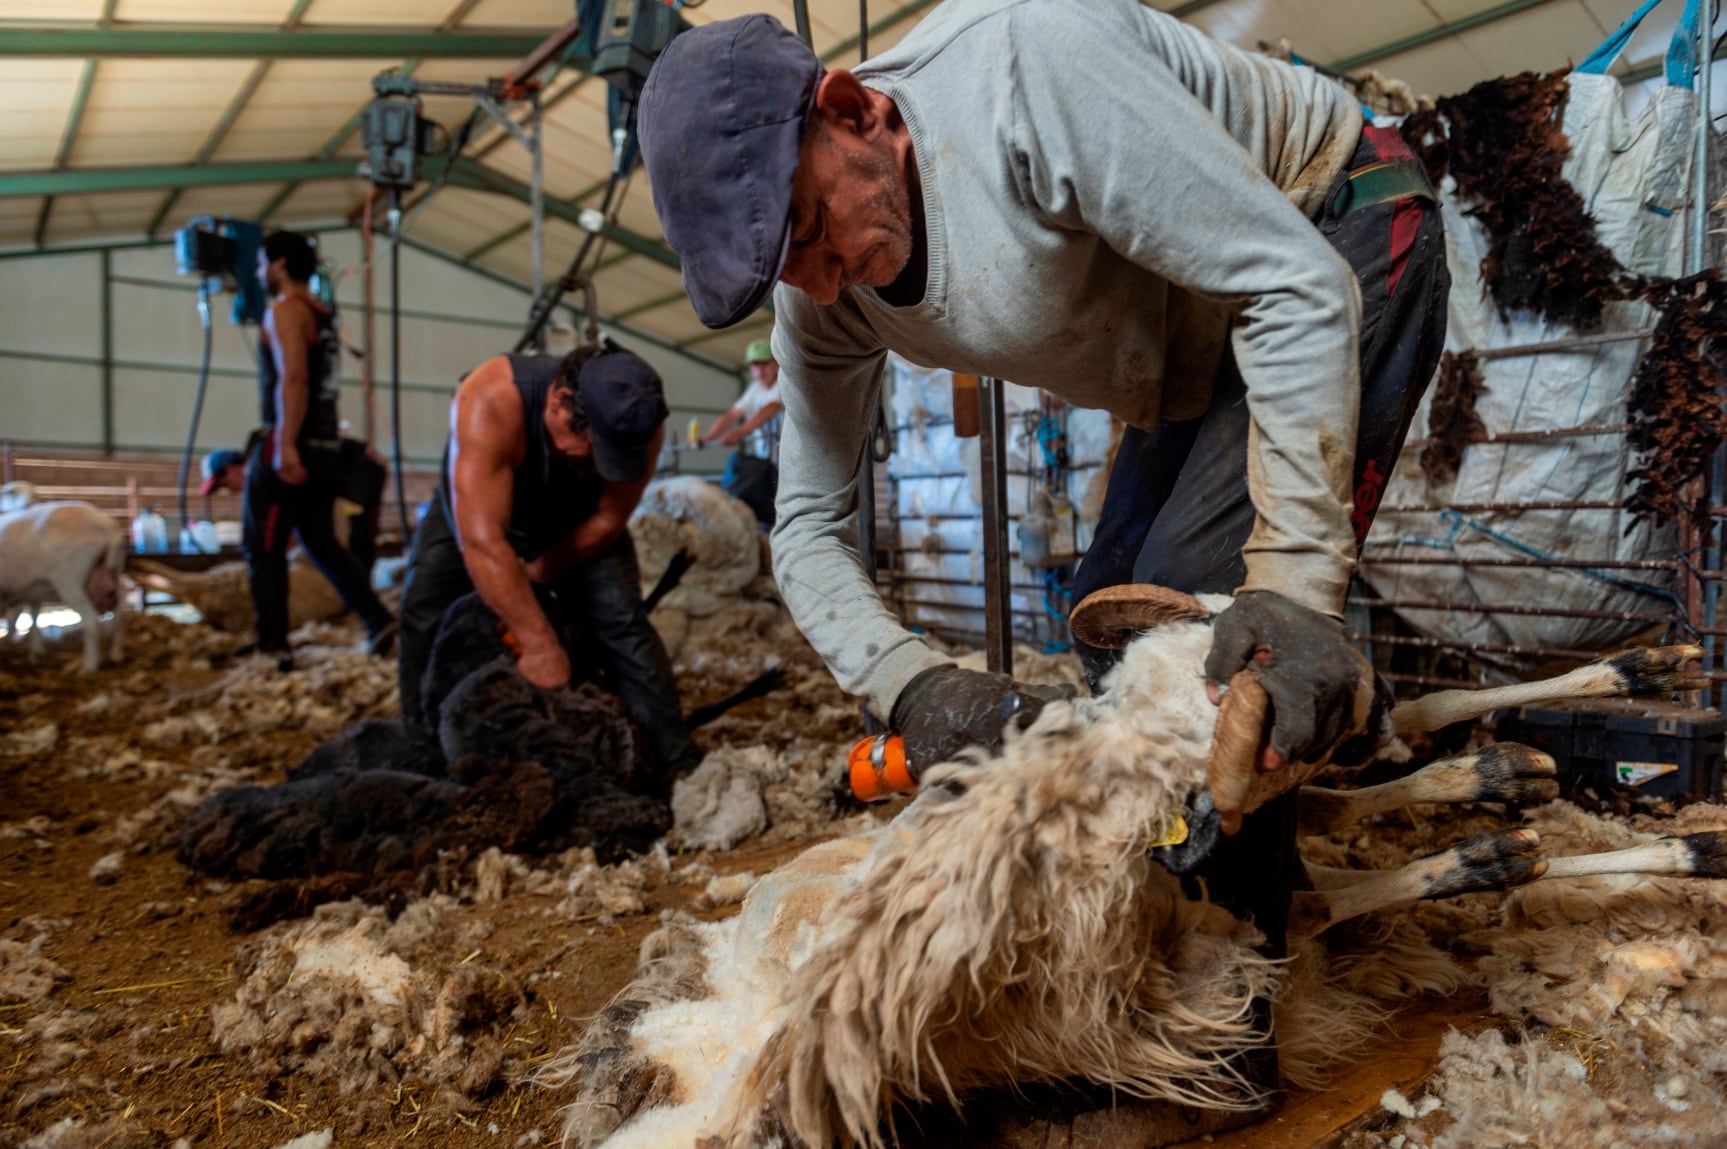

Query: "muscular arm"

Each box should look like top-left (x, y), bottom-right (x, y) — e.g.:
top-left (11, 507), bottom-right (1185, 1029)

top-left (268, 299), bottom-right (313, 470)
top-left (447, 358), bottom-right (561, 662)
top-left (525, 425), bottom-right (665, 582)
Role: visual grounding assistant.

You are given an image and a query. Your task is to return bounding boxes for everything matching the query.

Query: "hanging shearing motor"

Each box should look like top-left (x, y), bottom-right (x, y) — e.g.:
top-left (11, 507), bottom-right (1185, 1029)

top-left (580, 0), bottom-right (690, 171)
top-left (174, 216), bottom-right (266, 326)
top-left (358, 75), bottom-right (447, 193)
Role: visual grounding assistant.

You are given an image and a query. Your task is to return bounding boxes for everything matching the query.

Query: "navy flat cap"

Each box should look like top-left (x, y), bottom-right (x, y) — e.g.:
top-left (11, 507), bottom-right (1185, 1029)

top-left (579, 349), bottom-right (669, 484)
top-left (638, 15), bottom-right (823, 329)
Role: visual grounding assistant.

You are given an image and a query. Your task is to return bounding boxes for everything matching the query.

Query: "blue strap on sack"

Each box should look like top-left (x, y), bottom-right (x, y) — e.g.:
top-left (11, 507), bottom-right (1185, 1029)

top-left (1575, 0), bottom-right (1703, 88)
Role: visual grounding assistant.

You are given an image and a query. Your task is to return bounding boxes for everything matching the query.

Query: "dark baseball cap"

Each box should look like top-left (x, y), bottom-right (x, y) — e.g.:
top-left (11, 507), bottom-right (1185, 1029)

top-left (199, 448), bottom-right (246, 495)
top-left (637, 15), bottom-right (823, 329)
top-left (580, 349), bottom-right (669, 484)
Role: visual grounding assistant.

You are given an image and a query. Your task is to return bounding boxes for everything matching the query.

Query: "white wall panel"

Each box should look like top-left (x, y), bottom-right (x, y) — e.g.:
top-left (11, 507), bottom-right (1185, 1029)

top-left (109, 364), bottom-right (260, 453)
top-left (0, 251), bottom-right (101, 357)
top-left (2, 230), bottom-right (742, 460)
top-left (0, 359), bottom-right (103, 445)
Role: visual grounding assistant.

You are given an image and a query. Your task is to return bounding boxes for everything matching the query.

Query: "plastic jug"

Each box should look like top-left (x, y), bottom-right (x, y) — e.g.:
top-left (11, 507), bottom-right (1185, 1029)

top-left (131, 508), bottom-right (169, 554)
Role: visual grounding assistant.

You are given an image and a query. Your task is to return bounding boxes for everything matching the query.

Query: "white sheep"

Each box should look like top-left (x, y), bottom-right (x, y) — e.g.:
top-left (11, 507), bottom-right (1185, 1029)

top-left (0, 481), bottom-right (39, 513)
top-left (0, 501), bottom-right (126, 673)
top-left (542, 587), bottom-right (1717, 1149)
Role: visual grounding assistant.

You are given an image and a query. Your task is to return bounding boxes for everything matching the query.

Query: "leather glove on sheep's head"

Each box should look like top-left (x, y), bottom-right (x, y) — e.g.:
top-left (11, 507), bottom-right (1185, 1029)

top-left (890, 665), bottom-right (1080, 771)
top-left (1203, 589), bottom-right (1368, 770)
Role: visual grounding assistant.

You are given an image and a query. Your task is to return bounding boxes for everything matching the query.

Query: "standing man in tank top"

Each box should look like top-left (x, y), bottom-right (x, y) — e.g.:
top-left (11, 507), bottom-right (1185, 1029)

top-left (395, 343), bottom-right (700, 786)
top-left (246, 230), bottom-right (396, 672)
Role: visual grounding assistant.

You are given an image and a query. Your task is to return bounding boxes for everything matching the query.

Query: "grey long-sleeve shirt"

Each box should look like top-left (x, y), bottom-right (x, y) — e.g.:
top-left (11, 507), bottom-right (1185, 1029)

top-left (770, 0), bottom-right (1366, 718)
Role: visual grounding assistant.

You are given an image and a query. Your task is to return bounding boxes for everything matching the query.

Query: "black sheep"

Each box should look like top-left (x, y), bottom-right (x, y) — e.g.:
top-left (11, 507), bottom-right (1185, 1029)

top-left (178, 589), bottom-right (673, 889)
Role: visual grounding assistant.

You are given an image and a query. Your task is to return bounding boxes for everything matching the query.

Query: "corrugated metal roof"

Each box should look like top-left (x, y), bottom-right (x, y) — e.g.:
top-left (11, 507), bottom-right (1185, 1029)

top-left (0, 0), bottom-right (1688, 355)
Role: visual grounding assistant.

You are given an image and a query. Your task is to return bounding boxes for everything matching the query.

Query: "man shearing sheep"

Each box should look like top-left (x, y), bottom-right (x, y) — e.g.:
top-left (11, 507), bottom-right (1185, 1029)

top-left (395, 344), bottom-right (701, 784)
top-left (636, 0), bottom-right (1449, 959)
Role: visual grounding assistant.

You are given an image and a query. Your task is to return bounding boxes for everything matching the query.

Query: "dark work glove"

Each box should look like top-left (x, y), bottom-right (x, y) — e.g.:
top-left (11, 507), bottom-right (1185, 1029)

top-left (890, 664), bottom-right (1080, 772)
top-left (1203, 589), bottom-right (1366, 767)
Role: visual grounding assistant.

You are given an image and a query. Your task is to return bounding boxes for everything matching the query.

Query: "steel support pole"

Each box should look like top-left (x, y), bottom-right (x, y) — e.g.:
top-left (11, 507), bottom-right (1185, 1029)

top-left (99, 248), bottom-right (114, 456)
top-left (530, 90), bottom-right (544, 340)
top-left (978, 376), bottom-right (1014, 676)
top-left (1692, 4), bottom-right (1722, 709)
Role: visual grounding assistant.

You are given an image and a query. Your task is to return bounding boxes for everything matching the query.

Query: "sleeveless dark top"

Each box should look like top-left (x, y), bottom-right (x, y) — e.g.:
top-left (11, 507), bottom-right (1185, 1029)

top-left (258, 295), bottom-right (341, 443)
top-left (438, 355), bottom-right (606, 560)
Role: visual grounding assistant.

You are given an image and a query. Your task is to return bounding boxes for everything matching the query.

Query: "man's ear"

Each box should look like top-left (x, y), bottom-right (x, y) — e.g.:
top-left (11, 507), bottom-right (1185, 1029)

top-left (812, 69), bottom-right (878, 137)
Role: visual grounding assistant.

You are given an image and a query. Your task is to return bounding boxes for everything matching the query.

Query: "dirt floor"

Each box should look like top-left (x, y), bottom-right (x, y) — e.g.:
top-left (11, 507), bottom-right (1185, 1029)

top-left (4, 609), bottom-right (1723, 1149)
top-left (0, 611), bottom-right (862, 1149)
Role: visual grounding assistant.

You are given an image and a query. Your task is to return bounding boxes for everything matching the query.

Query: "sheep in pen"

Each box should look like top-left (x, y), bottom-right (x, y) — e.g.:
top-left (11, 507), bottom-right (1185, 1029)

top-left (538, 584), bottom-right (1724, 1149)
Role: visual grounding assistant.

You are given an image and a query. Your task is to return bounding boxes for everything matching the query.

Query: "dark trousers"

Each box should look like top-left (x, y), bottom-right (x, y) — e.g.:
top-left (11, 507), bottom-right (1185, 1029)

top-left (722, 452), bottom-right (778, 527)
top-left (243, 438), bottom-right (394, 652)
top-left (335, 439), bottom-right (387, 575)
top-left (1071, 128), bottom-right (1451, 954)
top-left (396, 501), bottom-right (701, 780)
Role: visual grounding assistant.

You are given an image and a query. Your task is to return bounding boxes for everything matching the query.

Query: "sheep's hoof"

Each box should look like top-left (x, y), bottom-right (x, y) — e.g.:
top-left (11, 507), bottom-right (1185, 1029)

top-left (1470, 742), bottom-right (1560, 805)
top-left (1607, 645), bottom-right (1708, 694)
top-left (1419, 828), bottom-right (1548, 900)
top-left (1069, 583), bottom-right (1211, 649)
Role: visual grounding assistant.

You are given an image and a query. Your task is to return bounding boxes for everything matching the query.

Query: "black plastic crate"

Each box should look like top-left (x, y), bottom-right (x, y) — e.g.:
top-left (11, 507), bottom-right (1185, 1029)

top-left (1495, 699), bottom-right (1725, 803)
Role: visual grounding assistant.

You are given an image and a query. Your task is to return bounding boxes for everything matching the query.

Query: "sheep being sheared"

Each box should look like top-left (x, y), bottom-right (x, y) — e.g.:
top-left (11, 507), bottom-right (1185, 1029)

top-left (543, 586), bottom-right (1717, 1149)
top-left (0, 500), bottom-right (125, 673)
top-left (178, 585), bottom-right (780, 913)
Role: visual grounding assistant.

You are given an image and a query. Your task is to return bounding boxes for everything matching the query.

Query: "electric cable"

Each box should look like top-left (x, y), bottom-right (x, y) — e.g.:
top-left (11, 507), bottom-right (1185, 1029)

top-left (389, 189), bottom-right (411, 543)
top-left (513, 167), bottom-right (625, 352)
top-left (793, 0), bottom-right (812, 47)
top-left (399, 111), bottom-right (478, 238)
top-left (176, 280), bottom-right (216, 539)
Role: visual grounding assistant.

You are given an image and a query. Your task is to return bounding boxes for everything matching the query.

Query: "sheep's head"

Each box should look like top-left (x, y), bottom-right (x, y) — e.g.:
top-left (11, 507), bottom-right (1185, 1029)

top-left (1073, 585), bottom-right (1384, 838)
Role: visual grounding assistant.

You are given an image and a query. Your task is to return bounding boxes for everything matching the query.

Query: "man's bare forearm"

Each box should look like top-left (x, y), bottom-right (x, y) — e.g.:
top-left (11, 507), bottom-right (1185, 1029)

top-left (276, 373), bottom-right (308, 453)
top-left (465, 537), bottom-right (559, 649)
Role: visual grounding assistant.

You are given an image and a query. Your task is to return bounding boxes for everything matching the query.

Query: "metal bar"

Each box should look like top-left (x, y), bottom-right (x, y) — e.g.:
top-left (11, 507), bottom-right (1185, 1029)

top-left (395, 234), bottom-right (734, 374)
top-left (1349, 596), bottom-right (1673, 623)
top-left (1692, 0), bottom-right (1721, 711)
top-left (529, 91), bottom-right (544, 328)
top-left (473, 74), bottom-right (590, 163)
top-left (99, 248), bottom-right (113, 456)
top-left (1471, 328), bottom-right (1654, 361)
top-left (1346, 631), bottom-right (1603, 662)
top-left (0, 159), bottom-right (357, 198)
top-left (978, 376), bottom-right (1013, 675)
top-left (1361, 553), bottom-right (1677, 571)
top-left (1403, 423), bottom-right (1630, 448)
top-left (462, 220), bottom-right (529, 261)
top-left (31, 199), bottom-right (52, 250)
top-left (508, 14), bottom-right (584, 88)
top-left (1379, 499), bottom-right (1627, 514)
top-left (612, 289), bottom-right (688, 321)
top-left (1328, 0), bottom-right (1562, 73)
top-left (0, 27), bottom-right (549, 59)
top-left (259, 59), bottom-right (425, 225)
top-left (445, 159), bottom-right (682, 270)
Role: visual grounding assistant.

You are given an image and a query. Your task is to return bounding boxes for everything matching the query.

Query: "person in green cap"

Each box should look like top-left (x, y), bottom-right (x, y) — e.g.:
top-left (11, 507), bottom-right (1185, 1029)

top-left (699, 339), bottom-right (784, 525)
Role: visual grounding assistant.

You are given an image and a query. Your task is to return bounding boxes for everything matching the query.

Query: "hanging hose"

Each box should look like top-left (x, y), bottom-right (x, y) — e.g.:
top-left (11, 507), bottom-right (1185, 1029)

top-left (859, 0), bottom-right (868, 59)
top-left (389, 190), bottom-right (411, 543)
top-left (793, 0), bottom-right (812, 47)
top-left (513, 170), bottom-right (623, 352)
top-left (176, 280), bottom-right (216, 538)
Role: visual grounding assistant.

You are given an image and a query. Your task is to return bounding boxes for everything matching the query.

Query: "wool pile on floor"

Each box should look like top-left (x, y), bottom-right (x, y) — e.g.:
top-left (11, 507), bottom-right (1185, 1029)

top-left (5, 604), bottom-right (1727, 1148)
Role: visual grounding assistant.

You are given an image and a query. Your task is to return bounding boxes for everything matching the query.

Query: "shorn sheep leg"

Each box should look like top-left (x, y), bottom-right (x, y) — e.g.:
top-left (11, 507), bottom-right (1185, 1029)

top-left (1299, 743), bottom-right (1559, 834)
top-left (1292, 829), bottom-right (1727, 942)
top-left (1291, 829), bottom-right (1548, 941)
top-left (1390, 646), bottom-right (1706, 735)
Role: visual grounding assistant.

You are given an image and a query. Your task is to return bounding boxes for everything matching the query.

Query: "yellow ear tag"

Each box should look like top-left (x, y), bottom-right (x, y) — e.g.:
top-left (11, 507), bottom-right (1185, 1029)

top-left (1147, 813), bottom-right (1190, 850)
